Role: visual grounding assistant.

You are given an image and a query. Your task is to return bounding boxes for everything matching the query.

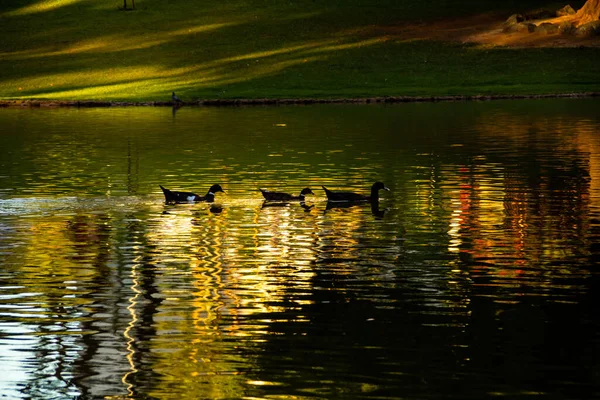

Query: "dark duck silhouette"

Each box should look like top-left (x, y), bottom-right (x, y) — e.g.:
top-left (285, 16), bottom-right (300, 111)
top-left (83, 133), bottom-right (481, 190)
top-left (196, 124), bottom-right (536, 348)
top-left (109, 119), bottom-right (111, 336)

top-left (159, 184), bottom-right (224, 203)
top-left (259, 187), bottom-right (314, 202)
top-left (171, 91), bottom-right (183, 105)
top-left (322, 181), bottom-right (390, 202)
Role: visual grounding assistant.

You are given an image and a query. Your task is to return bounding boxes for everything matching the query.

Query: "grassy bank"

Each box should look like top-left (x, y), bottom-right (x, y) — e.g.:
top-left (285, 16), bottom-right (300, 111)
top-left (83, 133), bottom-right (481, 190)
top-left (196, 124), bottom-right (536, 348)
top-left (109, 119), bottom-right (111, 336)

top-left (1, 0), bottom-right (598, 102)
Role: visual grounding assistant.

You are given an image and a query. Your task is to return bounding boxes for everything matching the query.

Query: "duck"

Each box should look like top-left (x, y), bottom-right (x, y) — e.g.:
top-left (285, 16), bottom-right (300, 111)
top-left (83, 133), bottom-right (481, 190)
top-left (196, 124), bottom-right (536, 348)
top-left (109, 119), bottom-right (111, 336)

top-left (159, 184), bottom-right (224, 203)
top-left (322, 181), bottom-right (390, 202)
top-left (171, 91), bottom-right (183, 104)
top-left (259, 187), bottom-right (314, 202)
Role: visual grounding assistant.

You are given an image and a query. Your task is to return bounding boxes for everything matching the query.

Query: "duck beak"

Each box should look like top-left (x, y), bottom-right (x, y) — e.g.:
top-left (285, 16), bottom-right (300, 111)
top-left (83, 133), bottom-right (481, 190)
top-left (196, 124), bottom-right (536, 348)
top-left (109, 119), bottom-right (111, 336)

top-left (384, 186), bottom-right (390, 191)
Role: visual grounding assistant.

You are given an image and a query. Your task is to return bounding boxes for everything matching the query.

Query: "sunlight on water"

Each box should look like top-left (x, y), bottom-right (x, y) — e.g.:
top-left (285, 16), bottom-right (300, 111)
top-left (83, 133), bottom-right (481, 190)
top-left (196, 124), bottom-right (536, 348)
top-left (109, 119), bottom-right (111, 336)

top-left (0, 100), bottom-right (599, 399)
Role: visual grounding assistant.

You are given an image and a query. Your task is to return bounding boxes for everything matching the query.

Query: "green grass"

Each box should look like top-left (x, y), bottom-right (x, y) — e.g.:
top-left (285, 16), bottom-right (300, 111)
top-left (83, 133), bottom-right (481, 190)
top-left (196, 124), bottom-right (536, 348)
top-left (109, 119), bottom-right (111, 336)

top-left (0, 0), bottom-right (598, 101)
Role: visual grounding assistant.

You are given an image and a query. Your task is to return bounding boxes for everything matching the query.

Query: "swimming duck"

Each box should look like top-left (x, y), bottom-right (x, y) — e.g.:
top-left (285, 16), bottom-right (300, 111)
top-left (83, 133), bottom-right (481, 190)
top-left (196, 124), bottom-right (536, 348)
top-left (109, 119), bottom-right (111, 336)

top-left (259, 187), bottom-right (314, 202)
top-left (322, 182), bottom-right (390, 202)
top-left (159, 184), bottom-right (224, 203)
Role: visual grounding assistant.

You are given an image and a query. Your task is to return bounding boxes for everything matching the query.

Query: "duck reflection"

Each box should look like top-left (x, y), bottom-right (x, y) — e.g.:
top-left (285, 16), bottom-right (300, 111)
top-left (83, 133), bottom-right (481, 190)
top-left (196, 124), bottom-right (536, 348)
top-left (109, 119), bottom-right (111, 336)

top-left (370, 201), bottom-right (387, 219)
top-left (210, 204), bottom-right (223, 214)
top-left (325, 200), bottom-right (387, 218)
top-left (189, 205), bottom-right (225, 225)
top-left (171, 104), bottom-right (182, 119)
top-left (261, 201), bottom-right (314, 212)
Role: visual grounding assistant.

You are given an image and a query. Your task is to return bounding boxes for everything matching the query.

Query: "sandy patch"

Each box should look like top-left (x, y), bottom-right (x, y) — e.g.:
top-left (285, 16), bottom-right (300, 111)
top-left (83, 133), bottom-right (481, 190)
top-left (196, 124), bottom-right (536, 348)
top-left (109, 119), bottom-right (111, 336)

top-left (374, 13), bottom-right (600, 48)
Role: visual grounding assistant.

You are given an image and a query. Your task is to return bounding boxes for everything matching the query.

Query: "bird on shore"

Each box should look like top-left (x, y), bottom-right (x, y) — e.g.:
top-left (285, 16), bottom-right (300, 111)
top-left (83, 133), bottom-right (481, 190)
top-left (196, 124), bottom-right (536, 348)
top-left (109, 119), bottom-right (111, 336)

top-left (172, 92), bottom-right (183, 105)
top-left (159, 184), bottom-right (224, 203)
top-left (259, 187), bottom-right (314, 202)
top-left (322, 182), bottom-right (390, 202)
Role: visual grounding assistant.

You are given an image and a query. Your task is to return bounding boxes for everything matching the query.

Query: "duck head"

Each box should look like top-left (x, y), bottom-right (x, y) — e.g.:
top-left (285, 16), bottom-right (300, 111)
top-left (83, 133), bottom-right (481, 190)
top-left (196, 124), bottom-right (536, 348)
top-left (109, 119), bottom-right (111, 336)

top-left (300, 188), bottom-right (314, 196)
top-left (209, 184), bottom-right (225, 194)
top-left (372, 182), bottom-right (390, 192)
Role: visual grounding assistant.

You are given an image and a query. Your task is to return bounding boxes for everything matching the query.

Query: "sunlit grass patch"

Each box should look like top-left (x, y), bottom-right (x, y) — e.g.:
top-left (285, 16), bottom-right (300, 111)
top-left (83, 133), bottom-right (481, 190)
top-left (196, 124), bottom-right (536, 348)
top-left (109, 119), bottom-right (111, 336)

top-left (2, 0), bottom-right (84, 16)
top-left (0, 0), bottom-right (599, 101)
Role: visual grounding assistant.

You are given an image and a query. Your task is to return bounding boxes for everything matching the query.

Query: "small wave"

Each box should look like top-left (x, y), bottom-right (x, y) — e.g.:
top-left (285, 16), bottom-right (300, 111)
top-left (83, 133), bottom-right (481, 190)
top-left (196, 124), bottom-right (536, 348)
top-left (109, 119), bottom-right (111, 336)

top-left (0, 196), bottom-right (159, 216)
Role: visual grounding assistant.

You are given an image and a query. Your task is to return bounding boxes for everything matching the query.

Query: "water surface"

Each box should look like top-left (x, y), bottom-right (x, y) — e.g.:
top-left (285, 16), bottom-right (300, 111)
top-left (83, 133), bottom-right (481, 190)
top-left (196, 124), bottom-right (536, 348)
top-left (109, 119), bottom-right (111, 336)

top-left (1, 100), bottom-right (599, 399)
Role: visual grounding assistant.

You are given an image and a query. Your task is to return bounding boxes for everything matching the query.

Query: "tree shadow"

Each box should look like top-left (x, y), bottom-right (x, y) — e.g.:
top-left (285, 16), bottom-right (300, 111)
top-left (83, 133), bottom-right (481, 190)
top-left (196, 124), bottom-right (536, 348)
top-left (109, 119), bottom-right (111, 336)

top-left (0, 0), bottom-right (400, 100)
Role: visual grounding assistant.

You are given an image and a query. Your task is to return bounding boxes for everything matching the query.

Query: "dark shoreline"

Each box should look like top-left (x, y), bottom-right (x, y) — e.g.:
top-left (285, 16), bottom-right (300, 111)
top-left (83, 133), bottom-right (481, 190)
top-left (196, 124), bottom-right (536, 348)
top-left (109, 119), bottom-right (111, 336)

top-left (1, 92), bottom-right (599, 108)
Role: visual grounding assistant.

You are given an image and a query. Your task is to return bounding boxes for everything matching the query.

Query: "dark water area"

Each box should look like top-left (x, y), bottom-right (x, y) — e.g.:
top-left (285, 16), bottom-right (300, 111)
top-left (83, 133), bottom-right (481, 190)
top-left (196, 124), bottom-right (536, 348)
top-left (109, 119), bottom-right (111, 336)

top-left (1, 100), bottom-right (599, 399)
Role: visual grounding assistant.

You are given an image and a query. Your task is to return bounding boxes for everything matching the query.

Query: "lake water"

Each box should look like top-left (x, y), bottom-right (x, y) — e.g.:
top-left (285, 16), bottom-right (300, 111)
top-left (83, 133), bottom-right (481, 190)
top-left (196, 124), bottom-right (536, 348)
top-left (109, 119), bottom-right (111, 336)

top-left (1, 100), bottom-right (599, 399)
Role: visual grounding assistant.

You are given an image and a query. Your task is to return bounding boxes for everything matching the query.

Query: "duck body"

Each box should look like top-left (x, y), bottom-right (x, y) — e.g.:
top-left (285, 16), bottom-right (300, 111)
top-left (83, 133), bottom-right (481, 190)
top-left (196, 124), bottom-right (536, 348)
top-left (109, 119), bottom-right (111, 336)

top-left (259, 187), bottom-right (314, 202)
top-left (160, 184), bottom-right (224, 203)
top-left (322, 182), bottom-right (390, 202)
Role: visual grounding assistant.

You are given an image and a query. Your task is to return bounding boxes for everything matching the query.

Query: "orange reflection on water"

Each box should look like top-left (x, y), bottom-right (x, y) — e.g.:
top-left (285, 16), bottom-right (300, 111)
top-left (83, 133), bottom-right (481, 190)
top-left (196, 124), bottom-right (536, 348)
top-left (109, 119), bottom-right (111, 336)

top-left (442, 111), bottom-right (597, 297)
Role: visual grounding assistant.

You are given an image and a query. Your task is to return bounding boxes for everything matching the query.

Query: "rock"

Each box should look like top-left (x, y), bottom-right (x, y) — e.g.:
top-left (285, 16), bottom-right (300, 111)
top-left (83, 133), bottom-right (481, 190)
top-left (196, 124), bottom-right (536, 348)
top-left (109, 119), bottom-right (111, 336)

top-left (505, 13), bottom-right (525, 25)
top-left (556, 5), bottom-right (576, 17)
top-left (559, 21), bottom-right (577, 35)
top-left (575, 20), bottom-right (600, 37)
top-left (503, 14), bottom-right (526, 31)
top-left (503, 22), bottom-right (535, 33)
top-left (505, 22), bottom-right (537, 33)
top-left (537, 22), bottom-right (560, 34)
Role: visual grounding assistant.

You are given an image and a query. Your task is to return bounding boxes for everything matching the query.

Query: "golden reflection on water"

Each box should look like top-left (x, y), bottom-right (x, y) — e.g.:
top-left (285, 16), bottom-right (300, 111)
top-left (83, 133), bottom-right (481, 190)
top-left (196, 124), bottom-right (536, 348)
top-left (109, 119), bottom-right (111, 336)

top-left (0, 101), bottom-right (599, 398)
top-left (123, 261), bottom-right (141, 397)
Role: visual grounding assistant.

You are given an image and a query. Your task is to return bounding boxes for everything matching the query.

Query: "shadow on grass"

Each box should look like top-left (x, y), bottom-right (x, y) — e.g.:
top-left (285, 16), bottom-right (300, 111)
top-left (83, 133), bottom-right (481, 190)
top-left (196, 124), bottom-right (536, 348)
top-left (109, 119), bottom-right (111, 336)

top-left (1, 0), bottom-right (598, 101)
top-left (0, 0), bottom-right (402, 100)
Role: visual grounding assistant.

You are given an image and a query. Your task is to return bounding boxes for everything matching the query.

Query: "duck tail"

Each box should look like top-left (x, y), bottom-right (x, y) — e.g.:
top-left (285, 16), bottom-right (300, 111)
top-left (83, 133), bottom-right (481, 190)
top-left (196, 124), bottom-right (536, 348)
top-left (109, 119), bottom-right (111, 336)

top-left (160, 185), bottom-right (173, 199)
top-left (259, 188), bottom-right (271, 200)
top-left (159, 185), bottom-right (175, 203)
